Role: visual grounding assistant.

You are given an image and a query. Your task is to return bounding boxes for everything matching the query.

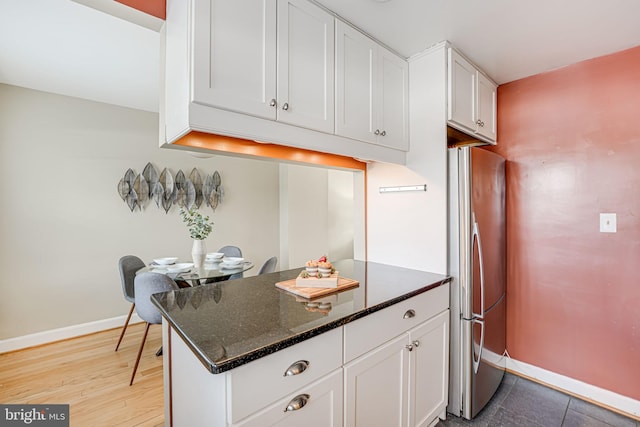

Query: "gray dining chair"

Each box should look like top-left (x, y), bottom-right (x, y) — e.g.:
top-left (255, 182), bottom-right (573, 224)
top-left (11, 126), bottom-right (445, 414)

top-left (130, 272), bottom-right (178, 386)
top-left (115, 255), bottom-right (146, 351)
top-left (257, 256), bottom-right (278, 275)
top-left (218, 245), bottom-right (244, 280)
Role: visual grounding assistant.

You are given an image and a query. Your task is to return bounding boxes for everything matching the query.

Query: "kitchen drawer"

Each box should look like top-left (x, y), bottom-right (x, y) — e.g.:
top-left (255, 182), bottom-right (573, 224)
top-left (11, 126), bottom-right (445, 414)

top-left (232, 369), bottom-right (343, 427)
top-left (228, 327), bottom-right (343, 424)
top-left (343, 283), bottom-right (449, 362)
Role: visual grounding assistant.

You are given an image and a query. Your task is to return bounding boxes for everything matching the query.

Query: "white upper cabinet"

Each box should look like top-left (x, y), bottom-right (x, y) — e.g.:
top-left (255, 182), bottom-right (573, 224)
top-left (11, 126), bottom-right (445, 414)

top-left (476, 72), bottom-right (497, 141)
top-left (447, 48), bottom-right (497, 144)
top-left (163, 0), bottom-right (408, 164)
top-left (276, 0), bottom-right (335, 133)
top-left (379, 48), bottom-right (409, 150)
top-left (193, 0), bottom-right (277, 120)
top-left (336, 21), bottom-right (409, 150)
top-left (193, 0), bottom-right (333, 133)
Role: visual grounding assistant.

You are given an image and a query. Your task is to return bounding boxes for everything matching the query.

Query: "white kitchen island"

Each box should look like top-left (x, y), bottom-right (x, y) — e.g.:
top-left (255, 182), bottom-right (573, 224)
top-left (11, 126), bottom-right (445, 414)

top-left (152, 260), bottom-right (450, 427)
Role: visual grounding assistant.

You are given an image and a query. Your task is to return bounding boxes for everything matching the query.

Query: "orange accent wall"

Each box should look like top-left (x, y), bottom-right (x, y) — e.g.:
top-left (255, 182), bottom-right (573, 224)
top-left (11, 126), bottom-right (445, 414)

top-left (116, 0), bottom-right (165, 20)
top-left (491, 45), bottom-right (640, 400)
top-left (172, 131), bottom-right (367, 171)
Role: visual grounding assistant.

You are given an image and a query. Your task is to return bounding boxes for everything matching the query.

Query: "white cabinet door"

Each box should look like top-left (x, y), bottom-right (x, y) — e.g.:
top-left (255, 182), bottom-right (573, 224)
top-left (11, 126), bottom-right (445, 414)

top-left (476, 73), bottom-right (497, 141)
top-left (335, 21), bottom-right (376, 143)
top-left (193, 0), bottom-right (277, 119)
top-left (336, 22), bottom-right (408, 150)
top-left (344, 333), bottom-right (409, 427)
top-left (408, 310), bottom-right (450, 427)
top-left (234, 369), bottom-right (343, 427)
top-left (447, 47), bottom-right (497, 144)
top-left (378, 46), bottom-right (409, 150)
top-left (447, 48), bottom-right (477, 134)
top-left (277, 0), bottom-right (334, 133)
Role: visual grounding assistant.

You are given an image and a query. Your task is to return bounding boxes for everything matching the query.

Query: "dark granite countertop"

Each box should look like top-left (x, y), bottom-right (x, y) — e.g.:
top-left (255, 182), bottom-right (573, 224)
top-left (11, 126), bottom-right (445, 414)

top-left (151, 259), bottom-right (451, 374)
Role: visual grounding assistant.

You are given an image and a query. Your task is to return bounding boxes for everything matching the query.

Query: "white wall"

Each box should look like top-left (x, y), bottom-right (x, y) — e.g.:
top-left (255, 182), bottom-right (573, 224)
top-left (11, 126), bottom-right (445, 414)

top-left (279, 165), bottom-right (358, 269)
top-left (0, 84), bottom-right (281, 340)
top-left (366, 46), bottom-right (448, 274)
top-left (0, 84), bottom-right (361, 342)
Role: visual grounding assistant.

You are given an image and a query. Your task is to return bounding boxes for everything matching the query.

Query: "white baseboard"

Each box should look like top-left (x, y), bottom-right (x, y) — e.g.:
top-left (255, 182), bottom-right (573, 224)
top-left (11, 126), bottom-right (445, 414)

top-left (0, 313), bottom-right (143, 353)
top-left (506, 357), bottom-right (640, 419)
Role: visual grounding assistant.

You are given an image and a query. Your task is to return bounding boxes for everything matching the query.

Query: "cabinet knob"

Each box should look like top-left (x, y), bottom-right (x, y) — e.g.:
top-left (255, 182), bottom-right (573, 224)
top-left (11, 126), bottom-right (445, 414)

top-left (269, 99), bottom-right (277, 107)
top-left (405, 344), bottom-right (413, 352)
top-left (282, 102), bottom-right (289, 111)
top-left (283, 360), bottom-right (310, 377)
top-left (476, 119), bottom-right (485, 127)
top-left (412, 340), bottom-right (420, 348)
top-left (374, 129), bottom-right (380, 135)
top-left (380, 130), bottom-right (386, 136)
top-left (403, 309), bottom-right (416, 319)
top-left (283, 394), bottom-right (310, 412)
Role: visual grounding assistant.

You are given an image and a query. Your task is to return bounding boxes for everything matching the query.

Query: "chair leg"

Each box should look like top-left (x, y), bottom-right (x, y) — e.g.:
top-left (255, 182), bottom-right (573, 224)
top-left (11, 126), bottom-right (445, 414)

top-left (115, 303), bottom-right (135, 351)
top-left (129, 322), bottom-right (151, 386)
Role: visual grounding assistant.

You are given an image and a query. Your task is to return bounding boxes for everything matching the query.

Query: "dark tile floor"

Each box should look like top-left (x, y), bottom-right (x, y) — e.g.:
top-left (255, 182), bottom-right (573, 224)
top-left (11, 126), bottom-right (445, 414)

top-left (437, 373), bottom-right (639, 427)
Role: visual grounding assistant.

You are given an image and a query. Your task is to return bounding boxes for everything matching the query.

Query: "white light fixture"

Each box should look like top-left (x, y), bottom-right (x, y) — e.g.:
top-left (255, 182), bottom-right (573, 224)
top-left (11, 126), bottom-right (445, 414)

top-left (379, 184), bottom-right (427, 193)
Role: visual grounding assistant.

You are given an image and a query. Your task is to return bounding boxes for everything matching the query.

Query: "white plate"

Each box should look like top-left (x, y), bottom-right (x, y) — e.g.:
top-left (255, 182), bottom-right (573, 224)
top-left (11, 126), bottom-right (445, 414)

top-left (153, 257), bottom-right (178, 265)
top-left (206, 252), bottom-right (224, 260)
top-left (221, 261), bottom-right (243, 269)
top-left (166, 263), bottom-right (193, 273)
top-left (222, 257), bottom-right (244, 263)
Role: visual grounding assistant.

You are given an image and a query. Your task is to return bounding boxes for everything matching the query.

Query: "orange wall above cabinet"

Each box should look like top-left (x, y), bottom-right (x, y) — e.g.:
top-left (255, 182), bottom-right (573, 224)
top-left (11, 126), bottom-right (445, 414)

top-left (116, 0), bottom-right (165, 20)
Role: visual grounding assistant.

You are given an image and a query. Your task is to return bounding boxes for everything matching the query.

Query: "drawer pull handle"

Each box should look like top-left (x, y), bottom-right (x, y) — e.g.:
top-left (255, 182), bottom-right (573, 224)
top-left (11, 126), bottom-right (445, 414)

top-left (283, 360), bottom-right (309, 377)
top-left (284, 394), bottom-right (310, 412)
top-left (403, 309), bottom-right (416, 319)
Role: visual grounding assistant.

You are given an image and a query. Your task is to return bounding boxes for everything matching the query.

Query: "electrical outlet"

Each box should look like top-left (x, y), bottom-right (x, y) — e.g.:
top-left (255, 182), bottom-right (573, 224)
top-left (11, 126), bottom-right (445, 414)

top-left (600, 213), bottom-right (617, 233)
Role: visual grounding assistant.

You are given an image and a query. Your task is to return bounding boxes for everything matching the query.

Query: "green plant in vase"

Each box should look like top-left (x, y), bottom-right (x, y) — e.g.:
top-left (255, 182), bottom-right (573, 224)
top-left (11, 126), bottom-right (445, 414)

top-left (179, 208), bottom-right (214, 267)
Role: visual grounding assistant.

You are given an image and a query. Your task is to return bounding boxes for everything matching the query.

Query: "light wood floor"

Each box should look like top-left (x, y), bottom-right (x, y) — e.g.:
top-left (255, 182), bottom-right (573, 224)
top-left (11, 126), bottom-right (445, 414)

top-left (0, 322), bottom-right (164, 426)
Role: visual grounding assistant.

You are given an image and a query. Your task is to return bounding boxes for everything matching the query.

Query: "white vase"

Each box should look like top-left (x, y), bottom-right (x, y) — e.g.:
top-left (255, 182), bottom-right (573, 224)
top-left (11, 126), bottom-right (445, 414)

top-left (191, 239), bottom-right (207, 269)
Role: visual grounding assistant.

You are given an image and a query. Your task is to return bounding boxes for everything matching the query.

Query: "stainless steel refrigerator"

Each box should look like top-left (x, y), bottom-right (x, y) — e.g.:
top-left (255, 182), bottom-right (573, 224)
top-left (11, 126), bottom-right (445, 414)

top-left (448, 145), bottom-right (507, 419)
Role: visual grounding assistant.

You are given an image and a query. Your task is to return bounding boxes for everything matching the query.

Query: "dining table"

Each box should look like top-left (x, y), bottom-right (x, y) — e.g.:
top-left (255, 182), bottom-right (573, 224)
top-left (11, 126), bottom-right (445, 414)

top-left (137, 260), bottom-right (254, 287)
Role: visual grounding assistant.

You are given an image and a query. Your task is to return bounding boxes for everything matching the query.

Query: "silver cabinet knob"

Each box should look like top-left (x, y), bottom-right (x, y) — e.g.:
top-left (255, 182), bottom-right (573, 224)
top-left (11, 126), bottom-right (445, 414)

top-left (269, 99), bottom-right (277, 107)
top-left (283, 394), bottom-right (310, 412)
top-left (282, 102), bottom-right (289, 111)
top-left (403, 309), bottom-right (416, 319)
top-left (412, 340), bottom-right (420, 348)
top-left (476, 119), bottom-right (485, 127)
top-left (283, 360), bottom-right (309, 377)
top-left (374, 129), bottom-right (380, 135)
top-left (380, 130), bottom-right (386, 136)
top-left (405, 344), bottom-right (413, 352)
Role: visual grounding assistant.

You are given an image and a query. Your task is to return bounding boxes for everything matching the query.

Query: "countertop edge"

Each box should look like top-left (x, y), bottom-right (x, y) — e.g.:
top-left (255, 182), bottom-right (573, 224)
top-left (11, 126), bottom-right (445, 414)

top-left (153, 275), bottom-right (451, 374)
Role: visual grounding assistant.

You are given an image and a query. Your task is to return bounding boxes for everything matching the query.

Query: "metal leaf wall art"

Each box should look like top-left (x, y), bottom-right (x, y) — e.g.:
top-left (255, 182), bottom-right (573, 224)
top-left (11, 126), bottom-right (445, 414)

top-left (117, 162), bottom-right (224, 213)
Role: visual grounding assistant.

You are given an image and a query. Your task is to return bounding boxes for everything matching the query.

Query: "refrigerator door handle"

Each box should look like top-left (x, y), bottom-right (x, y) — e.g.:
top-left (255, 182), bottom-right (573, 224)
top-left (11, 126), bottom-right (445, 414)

top-left (472, 212), bottom-right (485, 318)
top-left (473, 318), bottom-right (485, 374)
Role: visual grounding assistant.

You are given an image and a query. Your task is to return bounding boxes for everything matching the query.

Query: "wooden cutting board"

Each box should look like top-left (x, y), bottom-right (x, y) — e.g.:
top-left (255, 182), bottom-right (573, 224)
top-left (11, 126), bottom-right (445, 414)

top-left (275, 277), bottom-right (359, 299)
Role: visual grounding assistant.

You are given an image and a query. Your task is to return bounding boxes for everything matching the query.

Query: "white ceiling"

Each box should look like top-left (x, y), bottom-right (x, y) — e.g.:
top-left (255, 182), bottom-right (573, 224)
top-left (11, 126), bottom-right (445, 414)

top-left (1, 0), bottom-right (639, 113)
top-left (314, 0), bottom-right (640, 84)
top-left (0, 0), bottom-right (160, 112)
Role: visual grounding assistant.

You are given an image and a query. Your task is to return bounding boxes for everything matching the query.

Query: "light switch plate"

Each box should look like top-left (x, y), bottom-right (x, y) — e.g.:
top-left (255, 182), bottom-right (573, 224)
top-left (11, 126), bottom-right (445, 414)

top-left (600, 213), bottom-right (617, 233)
